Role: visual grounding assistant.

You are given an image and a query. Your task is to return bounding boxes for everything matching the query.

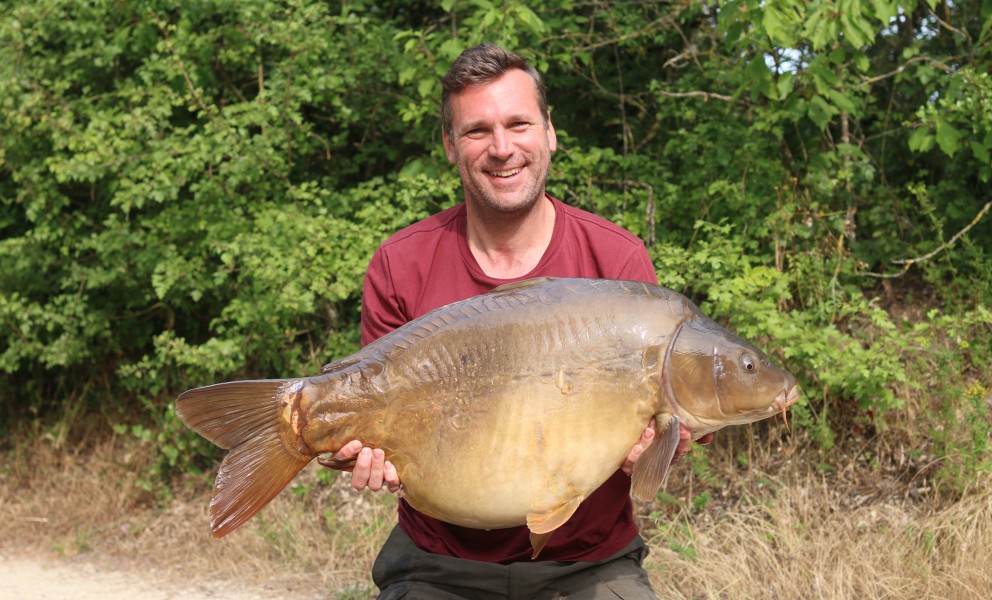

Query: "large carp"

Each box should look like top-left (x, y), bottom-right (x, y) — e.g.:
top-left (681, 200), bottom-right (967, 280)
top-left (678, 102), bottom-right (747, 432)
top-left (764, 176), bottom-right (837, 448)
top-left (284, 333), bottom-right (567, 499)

top-left (177, 277), bottom-right (799, 557)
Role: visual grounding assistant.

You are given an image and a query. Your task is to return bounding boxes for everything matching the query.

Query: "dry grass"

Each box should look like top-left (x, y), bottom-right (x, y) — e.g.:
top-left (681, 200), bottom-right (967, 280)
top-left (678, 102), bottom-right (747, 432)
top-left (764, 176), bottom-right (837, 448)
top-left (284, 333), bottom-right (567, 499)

top-left (0, 433), bottom-right (393, 596)
top-left (640, 423), bottom-right (992, 599)
top-left (646, 467), bottom-right (992, 598)
top-left (1, 426), bottom-right (990, 599)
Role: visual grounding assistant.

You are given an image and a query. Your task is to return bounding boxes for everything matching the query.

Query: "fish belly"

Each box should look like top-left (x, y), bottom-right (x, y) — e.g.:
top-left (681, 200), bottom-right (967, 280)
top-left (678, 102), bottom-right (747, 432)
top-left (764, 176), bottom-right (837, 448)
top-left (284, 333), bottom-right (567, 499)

top-left (393, 377), bottom-right (655, 529)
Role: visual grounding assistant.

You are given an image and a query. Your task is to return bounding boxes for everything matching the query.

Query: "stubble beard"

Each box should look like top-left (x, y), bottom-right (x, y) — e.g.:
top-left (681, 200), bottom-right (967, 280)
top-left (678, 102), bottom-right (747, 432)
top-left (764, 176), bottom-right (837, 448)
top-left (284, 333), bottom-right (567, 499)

top-left (459, 157), bottom-right (551, 221)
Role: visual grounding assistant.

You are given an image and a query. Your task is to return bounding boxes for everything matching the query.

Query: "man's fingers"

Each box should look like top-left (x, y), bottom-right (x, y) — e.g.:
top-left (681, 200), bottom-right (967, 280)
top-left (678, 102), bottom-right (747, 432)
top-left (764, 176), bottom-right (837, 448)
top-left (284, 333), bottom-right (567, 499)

top-left (671, 422), bottom-right (693, 464)
top-left (639, 420), bottom-right (656, 447)
top-left (367, 448), bottom-right (386, 490)
top-left (669, 427), bottom-right (715, 466)
top-left (384, 460), bottom-right (401, 493)
top-left (621, 445), bottom-right (643, 476)
top-left (324, 441), bottom-right (403, 494)
top-left (318, 439), bottom-right (363, 471)
top-left (334, 440), bottom-right (363, 461)
top-left (351, 447), bottom-right (373, 491)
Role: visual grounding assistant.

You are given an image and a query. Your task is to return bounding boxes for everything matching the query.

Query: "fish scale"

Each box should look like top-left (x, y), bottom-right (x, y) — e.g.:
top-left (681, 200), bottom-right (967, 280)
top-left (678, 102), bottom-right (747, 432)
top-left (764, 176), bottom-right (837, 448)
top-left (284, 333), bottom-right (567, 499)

top-left (177, 276), bottom-right (799, 557)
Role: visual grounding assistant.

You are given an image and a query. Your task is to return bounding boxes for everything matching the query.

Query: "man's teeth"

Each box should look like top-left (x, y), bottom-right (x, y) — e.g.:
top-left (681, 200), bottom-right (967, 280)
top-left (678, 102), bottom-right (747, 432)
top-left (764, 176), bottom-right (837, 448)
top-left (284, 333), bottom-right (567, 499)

top-left (489, 167), bottom-right (522, 177)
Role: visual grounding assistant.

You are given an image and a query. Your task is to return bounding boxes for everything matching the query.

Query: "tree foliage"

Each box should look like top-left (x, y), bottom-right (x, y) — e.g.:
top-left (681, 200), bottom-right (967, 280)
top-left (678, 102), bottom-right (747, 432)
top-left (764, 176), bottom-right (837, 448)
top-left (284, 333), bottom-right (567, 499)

top-left (2, 0), bottom-right (990, 483)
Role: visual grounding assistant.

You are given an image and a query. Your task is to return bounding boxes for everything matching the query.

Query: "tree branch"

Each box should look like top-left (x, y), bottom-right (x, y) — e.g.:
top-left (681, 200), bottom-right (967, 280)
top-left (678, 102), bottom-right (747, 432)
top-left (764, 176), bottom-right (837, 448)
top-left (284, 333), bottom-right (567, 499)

top-left (654, 89), bottom-right (739, 103)
top-left (862, 200), bottom-right (991, 279)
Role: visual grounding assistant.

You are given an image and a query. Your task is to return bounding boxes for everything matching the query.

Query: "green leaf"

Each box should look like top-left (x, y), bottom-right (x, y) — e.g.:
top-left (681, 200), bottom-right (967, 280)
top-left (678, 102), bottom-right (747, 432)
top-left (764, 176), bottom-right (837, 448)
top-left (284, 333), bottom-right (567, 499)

top-left (807, 95), bottom-right (838, 130)
top-left (513, 5), bottom-right (545, 33)
top-left (826, 88), bottom-right (858, 115)
top-left (908, 127), bottom-right (936, 153)
top-left (762, 3), bottom-right (800, 46)
top-left (776, 72), bottom-right (796, 100)
top-left (971, 139), bottom-right (991, 164)
top-left (808, 57), bottom-right (841, 94)
top-left (935, 120), bottom-right (962, 157)
top-left (871, 0), bottom-right (900, 22)
top-left (854, 51), bottom-right (870, 73)
top-left (417, 78), bottom-right (434, 99)
top-left (840, 6), bottom-right (877, 48)
top-left (748, 57), bottom-right (774, 99)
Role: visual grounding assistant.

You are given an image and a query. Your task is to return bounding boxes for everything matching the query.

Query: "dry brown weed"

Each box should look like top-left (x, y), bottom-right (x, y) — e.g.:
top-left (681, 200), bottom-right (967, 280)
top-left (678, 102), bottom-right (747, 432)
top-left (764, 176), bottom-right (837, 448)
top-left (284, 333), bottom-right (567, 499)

top-left (1, 427), bottom-right (989, 599)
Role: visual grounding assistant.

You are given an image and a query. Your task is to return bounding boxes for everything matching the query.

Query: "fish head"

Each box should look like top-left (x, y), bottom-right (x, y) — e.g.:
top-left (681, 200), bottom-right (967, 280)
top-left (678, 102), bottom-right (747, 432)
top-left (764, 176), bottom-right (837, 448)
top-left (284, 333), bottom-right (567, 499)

top-left (665, 316), bottom-right (799, 433)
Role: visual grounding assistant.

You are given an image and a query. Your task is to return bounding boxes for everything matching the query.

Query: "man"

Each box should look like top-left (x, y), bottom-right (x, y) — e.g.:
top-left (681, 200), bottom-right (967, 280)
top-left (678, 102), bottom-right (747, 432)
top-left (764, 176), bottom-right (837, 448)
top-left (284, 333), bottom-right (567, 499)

top-left (327, 43), bottom-right (710, 599)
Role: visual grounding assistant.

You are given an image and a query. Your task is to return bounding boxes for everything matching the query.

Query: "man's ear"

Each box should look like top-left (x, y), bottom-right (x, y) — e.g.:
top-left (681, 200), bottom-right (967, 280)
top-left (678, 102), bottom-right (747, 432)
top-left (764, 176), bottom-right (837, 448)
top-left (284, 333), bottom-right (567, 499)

top-left (546, 112), bottom-right (557, 153)
top-left (442, 129), bottom-right (456, 164)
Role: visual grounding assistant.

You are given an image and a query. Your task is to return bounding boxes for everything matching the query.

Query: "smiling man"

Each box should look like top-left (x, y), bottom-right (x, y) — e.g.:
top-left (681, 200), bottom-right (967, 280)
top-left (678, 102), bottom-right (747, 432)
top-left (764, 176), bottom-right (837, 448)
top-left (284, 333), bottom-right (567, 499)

top-left (326, 44), bottom-right (709, 599)
top-left (442, 66), bottom-right (558, 279)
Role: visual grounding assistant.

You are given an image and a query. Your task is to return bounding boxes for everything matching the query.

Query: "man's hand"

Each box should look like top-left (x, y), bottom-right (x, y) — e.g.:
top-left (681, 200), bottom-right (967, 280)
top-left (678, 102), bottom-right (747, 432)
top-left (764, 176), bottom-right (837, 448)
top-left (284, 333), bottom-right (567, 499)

top-left (319, 440), bottom-right (402, 493)
top-left (621, 419), bottom-right (714, 476)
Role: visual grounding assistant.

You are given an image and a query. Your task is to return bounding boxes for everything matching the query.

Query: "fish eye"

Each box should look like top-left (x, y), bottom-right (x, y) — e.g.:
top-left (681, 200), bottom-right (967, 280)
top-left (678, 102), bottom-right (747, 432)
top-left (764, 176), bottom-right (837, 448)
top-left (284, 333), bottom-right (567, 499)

top-left (740, 354), bottom-right (756, 372)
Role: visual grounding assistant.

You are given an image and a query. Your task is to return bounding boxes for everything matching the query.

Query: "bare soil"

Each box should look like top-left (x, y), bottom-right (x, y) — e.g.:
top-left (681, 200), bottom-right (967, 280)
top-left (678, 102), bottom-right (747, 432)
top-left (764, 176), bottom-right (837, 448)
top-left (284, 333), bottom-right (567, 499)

top-left (0, 551), bottom-right (307, 600)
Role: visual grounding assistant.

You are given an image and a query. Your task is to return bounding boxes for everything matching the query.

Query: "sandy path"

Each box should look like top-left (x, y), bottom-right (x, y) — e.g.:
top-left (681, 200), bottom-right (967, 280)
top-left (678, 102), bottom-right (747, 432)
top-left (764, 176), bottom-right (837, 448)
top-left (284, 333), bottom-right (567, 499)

top-left (0, 553), bottom-right (322, 600)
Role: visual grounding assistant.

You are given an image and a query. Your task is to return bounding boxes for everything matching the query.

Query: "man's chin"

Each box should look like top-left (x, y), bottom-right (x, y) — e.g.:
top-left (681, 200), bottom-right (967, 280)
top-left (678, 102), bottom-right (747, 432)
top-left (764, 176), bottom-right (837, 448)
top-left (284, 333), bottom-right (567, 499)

top-left (468, 183), bottom-right (547, 211)
top-left (477, 194), bottom-right (544, 215)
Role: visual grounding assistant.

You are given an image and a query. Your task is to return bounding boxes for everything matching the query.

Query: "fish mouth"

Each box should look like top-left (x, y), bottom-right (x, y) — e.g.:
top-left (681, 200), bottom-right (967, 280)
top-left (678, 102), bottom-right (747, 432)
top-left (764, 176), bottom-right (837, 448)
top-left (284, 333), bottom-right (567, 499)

top-left (783, 384), bottom-right (800, 409)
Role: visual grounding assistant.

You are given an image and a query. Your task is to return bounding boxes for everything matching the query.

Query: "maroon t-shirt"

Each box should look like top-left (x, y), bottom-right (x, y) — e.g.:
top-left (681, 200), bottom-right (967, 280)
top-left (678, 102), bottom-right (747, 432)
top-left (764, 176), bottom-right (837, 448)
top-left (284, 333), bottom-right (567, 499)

top-left (361, 194), bottom-right (658, 564)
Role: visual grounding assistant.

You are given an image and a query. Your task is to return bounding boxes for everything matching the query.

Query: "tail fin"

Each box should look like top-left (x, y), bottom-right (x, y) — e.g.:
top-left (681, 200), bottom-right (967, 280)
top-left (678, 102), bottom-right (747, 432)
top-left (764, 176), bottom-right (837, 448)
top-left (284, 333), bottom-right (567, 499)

top-left (176, 380), bottom-right (312, 537)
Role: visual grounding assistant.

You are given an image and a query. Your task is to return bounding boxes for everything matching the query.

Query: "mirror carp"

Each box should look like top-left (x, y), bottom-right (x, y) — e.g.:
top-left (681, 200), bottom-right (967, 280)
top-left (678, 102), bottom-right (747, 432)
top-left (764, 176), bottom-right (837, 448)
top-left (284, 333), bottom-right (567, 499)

top-left (177, 277), bottom-right (799, 557)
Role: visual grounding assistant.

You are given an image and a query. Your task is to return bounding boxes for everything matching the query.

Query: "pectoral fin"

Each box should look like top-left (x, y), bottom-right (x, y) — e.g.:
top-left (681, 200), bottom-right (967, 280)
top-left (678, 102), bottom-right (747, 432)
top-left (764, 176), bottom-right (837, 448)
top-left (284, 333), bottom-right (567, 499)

top-left (526, 494), bottom-right (585, 559)
top-left (630, 415), bottom-right (681, 501)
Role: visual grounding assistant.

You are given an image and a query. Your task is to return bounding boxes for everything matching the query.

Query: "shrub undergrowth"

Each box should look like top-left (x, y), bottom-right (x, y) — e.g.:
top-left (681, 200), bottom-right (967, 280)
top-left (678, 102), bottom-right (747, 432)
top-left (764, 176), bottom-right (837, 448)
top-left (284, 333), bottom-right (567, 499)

top-left (1, 0), bottom-right (989, 506)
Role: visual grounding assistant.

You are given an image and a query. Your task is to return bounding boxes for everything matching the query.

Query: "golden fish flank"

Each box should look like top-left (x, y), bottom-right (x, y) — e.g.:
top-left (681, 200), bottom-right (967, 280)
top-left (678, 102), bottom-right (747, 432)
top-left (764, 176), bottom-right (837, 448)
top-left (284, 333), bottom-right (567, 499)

top-left (177, 277), bottom-right (800, 558)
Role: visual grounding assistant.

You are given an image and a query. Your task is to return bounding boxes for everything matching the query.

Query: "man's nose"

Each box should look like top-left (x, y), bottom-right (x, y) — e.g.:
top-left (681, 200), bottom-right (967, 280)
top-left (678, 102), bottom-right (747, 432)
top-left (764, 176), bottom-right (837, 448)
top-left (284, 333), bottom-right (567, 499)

top-left (488, 128), bottom-right (512, 159)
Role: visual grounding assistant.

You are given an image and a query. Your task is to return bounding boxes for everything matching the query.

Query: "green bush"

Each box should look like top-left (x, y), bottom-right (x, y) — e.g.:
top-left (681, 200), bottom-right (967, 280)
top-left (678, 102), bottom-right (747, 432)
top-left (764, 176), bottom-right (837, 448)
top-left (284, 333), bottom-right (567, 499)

top-left (1, 0), bottom-right (989, 490)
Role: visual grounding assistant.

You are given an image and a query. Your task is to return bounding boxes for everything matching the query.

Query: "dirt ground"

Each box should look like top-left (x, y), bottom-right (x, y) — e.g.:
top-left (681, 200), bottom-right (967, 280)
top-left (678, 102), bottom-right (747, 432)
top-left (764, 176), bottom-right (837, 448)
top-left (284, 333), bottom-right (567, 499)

top-left (0, 550), bottom-right (323, 600)
top-left (0, 555), bottom-right (266, 600)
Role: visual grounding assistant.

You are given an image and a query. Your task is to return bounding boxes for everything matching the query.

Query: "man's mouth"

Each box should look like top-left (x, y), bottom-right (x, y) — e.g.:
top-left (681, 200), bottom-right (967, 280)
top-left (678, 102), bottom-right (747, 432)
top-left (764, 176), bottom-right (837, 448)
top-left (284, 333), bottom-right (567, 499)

top-left (487, 167), bottom-right (522, 178)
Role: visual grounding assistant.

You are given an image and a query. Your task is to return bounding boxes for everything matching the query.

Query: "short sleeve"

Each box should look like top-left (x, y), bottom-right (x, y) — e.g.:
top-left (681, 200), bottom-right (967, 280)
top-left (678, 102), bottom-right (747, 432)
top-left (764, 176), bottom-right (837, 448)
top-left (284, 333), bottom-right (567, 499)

top-left (360, 247), bottom-right (408, 347)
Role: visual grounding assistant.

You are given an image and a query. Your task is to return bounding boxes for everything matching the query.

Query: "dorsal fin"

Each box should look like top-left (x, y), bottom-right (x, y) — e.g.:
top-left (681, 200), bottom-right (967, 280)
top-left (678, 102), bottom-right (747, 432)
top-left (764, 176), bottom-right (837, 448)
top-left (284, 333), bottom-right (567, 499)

top-left (320, 355), bottom-right (362, 374)
top-left (491, 276), bottom-right (559, 293)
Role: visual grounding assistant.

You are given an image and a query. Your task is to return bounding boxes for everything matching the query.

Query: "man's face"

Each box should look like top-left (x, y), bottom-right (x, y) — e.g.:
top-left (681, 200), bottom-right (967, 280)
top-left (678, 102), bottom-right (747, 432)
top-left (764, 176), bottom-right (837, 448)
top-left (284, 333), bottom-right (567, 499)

top-left (442, 69), bottom-right (557, 216)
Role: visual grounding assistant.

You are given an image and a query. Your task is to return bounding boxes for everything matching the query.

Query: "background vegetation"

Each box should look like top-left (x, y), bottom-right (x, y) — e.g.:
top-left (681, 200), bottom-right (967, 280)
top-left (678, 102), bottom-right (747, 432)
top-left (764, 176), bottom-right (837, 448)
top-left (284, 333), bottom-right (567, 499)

top-left (1, 0), bottom-right (990, 596)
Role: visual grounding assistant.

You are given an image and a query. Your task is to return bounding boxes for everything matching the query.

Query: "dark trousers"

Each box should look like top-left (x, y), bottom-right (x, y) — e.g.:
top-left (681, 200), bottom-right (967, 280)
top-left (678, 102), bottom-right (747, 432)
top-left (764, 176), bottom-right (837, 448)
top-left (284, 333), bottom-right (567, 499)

top-left (372, 525), bottom-right (660, 599)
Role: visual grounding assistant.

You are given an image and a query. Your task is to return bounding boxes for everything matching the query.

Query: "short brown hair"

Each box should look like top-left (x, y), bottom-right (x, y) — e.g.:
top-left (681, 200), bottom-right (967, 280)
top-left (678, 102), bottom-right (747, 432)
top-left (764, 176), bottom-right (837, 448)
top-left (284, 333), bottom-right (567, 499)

top-left (440, 43), bottom-right (548, 138)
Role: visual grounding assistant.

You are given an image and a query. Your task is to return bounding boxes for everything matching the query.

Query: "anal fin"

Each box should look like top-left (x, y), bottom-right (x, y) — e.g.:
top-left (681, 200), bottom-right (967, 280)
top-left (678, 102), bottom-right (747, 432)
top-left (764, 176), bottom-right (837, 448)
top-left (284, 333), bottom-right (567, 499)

top-left (526, 494), bottom-right (585, 559)
top-left (630, 415), bottom-right (680, 501)
top-left (529, 531), bottom-right (553, 560)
